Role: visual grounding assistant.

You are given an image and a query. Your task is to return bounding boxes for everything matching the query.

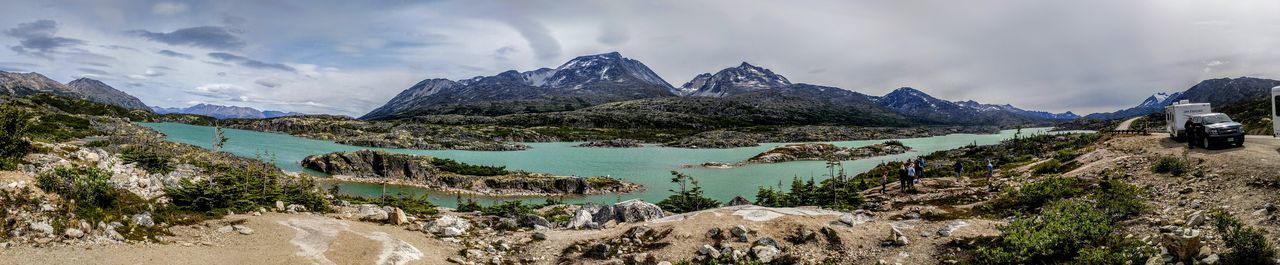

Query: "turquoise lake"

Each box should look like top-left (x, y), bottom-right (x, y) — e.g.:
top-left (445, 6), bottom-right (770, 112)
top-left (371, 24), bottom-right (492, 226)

top-left (140, 123), bottom-right (1068, 207)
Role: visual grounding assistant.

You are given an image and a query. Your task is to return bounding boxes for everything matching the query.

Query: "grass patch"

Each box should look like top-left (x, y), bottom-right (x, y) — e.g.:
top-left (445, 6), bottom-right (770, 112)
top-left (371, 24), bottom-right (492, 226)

top-left (972, 199), bottom-right (1147, 264)
top-left (1151, 156), bottom-right (1189, 176)
top-left (981, 177), bottom-right (1090, 215)
top-left (430, 158), bottom-right (508, 176)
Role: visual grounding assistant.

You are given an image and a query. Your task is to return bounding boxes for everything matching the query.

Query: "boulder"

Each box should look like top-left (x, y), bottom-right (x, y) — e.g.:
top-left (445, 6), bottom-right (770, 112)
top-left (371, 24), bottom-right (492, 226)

top-left (588, 243), bottom-right (612, 259)
top-left (730, 225), bottom-right (749, 242)
top-left (890, 226), bottom-right (909, 246)
top-left (233, 225), bottom-right (254, 235)
top-left (532, 232), bottom-right (547, 241)
top-left (64, 228), bottom-right (84, 239)
top-left (1162, 228), bottom-right (1203, 263)
top-left (357, 204), bottom-right (390, 221)
top-left (286, 204), bottom-right (308, 213)
top-left (28, 221), bottom-right (54, 237)
top-left (612, 199), bottom-right (664, 223)
top-left (389, 208), bottom-right (409, 225)
top-left (275, 200), bottom-right (286, 212)
top-left (428, 215), bottom-right (471, 237)
top-left (727, 196), bottom-right (752, 206)
top-left (568, 209), bottom-right (596, 229)
top-left (519, 214), bottom-right (552, 228)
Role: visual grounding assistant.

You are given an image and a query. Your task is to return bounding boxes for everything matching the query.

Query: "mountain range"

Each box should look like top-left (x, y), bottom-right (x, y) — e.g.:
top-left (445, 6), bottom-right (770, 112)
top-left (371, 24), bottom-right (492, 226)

top-left (0, 71), bottom-right (148, 110)
top-left (152, 104), bottom-right (304, 119)
top-left (1084, 77), bottom-right (1280, 120)
top-left (363, 52), bottom-right (1072, 126)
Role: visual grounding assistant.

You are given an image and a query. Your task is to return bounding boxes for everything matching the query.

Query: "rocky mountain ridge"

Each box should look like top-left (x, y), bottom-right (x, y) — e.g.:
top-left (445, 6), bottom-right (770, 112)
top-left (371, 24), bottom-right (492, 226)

top-left (0, 71), bottom-right (148, 110)
top-left (153, 103), bottom-right (303, 119)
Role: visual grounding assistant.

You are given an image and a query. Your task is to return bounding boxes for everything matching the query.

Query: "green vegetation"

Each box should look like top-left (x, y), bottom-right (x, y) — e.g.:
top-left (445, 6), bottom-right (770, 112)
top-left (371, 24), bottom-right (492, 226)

top-left (0, 106), bottom-right (33, 170)
top-left (33, 166), bottom-right (182, 241)
top-left (1210, 209), bottom-right (1276, 264)
top-left (855, 133), bottom-right (1105, 187)
top-left (973, 199), bottom-right (1147, 264)
top-left (883, 139), bottom-right (904, 147)
top-left (1151, 156), bottom-right (1189, 176)
top-left (1219, 95), bottom-right (1274, 135)
top-left (754, 176), bottom-right (865, 211)
top-left (656, 171), bottom-right (721, 213)
top-left (166, 160), bottom-right (329, 215)
top-left (84, 139), bottom-right (110, 148)
top-left (431, 158), bottom-right (509, 176)
top-left (981, 177), bottom-right (1089, 215)
top-left (120, 146), bottom-right (174, 174)
top-left (481, 200), bottom-right (538, 218)
top-left (1030, 160), bottom-right (1066, 175)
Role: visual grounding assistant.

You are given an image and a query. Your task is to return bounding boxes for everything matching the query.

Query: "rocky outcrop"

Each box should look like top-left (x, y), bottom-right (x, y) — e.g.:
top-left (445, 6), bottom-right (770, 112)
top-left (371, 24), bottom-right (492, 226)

top-left (747, 142), bottom-right (910, 164)
top-left (302, 150), bottom-right (639, 196)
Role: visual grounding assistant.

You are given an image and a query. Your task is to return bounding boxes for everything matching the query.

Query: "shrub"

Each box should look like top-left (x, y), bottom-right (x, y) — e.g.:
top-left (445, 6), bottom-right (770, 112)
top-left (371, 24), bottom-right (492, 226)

top-left (456, 199), bottom-right (483, 212)
top-left (883, 140), bottom-right (905, 147)
top-left (166, 163), bottom-right (329, 215)
top-left (983, 177), bottom-right (1089, 215)
top-left (121, 146), bottom-right (174, 174)
top-left (1031, 160), bottom-right (1066, 175)
top-left (0, 107), bottom-right (32, 170)
top-left (430, 158), bottom-right (508, 176)
top-left (1210, 209), bottom-right (1276, 264)
top-left (481, 200), bottom-right (537, 218)
top-left (37, 167), bottom-right (114, 207)
top-left (1151, 156), bottom-right (1188, 176)
top-left (84, 140), bottom-right (110, 148)
top-left (754, 176), bottom-right (864, 211)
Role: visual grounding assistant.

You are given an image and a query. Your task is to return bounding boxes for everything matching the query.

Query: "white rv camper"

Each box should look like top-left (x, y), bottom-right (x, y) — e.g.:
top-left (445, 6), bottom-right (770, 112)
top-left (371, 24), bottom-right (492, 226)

top-left (1165, 100), bottom-right (1212, 141)
top-left (1273, 86), bottom-right (1280, 137)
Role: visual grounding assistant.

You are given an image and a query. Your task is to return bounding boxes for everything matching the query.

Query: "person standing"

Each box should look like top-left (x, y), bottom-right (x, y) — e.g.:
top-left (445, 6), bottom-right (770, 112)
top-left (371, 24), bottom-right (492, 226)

top-left (917, 157), bottom-right (927, 179)
top-left (898, 163), bottom-right (909, 193)
top-left (986, 159), bottom-right (995, 191)
top-left (907, 161), bottom-right (917, 191)
top-left (954, 160), bottom-right (963, 179)
top-left (880, 171), bottom-right (888, 195)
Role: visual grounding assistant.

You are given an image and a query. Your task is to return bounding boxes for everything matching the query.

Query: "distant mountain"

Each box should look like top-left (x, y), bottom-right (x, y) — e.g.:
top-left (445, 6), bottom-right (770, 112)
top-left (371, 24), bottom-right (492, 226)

top-left (362, 52), bottom-right (675, 120)
top-left (153, 103), bottom-right (303, 119)
top-left (679, 62), bottom-right (792, 97)
top-left (954, 100), bottom-right (1079, 120)
top-left (872, 87), bottom-right (1054, 125)
top-left (1084, 77), bottom-right (1280, 120)
top-left (0, 71), bottom-right (149, 110)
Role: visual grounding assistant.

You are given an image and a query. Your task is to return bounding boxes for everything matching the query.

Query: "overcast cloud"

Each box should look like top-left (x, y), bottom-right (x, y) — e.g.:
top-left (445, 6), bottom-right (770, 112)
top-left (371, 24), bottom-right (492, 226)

top-left (2, 0), bottom-right (1280, 116)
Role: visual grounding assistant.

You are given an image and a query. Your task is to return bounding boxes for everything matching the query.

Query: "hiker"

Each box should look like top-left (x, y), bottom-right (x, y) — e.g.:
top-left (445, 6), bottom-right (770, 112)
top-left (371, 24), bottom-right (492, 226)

top-left (880, 171), bottom-right (888, 194)
top-left (953, 160), bottom-right (963, 179)
top-left (906, 161), bottom-right (917, 191)
top-left (986, 159), bottom-right (995, 190)
top-left (917, 157), bottom-right (926, 179)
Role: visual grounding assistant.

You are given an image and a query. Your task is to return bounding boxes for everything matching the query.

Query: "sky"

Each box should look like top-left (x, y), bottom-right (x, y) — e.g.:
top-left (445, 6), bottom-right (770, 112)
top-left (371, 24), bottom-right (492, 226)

top-left (2, 0), bottom-right (1280, 116)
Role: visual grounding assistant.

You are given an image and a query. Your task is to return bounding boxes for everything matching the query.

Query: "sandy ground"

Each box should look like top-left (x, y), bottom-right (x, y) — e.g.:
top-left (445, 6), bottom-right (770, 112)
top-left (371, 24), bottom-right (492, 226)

top-left (0, 213), bottom-right (459, 265)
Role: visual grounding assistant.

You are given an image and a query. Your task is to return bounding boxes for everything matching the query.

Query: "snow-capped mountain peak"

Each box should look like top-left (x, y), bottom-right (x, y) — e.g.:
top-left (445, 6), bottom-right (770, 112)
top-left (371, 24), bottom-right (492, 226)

top-left (681, 62), bottom-right (792, 97)
top-left (544, 51), bottom-right (672, 89)
top-left (1137, 92), bottom-right (1177, 108)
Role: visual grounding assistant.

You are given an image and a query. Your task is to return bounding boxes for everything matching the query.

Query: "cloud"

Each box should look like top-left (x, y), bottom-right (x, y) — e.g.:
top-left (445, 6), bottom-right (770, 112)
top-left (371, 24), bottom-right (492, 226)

top-left (151, 2), bottom-right (190, 16)
top-left (144, 69), bottom-right (165, 77)
top-left (131, 26), bottom-right (246, 50)
top-left (186, 83), bottom-right (250, 99)
top-left (207, 52), bottom-right (296, 72)
top-left (494, 46), bottom-right (517, 61)
top-left (597, 22), bottom-right (630, 46)
top-left (77, 67), bottom-right (110, 75)
top-left (499, 16), bottom-right (561, 62)
top-left (254, 78), bottom-right (284, 88)
top-left (157, 49), bottom-right (194, 59)
top-left (5, 20), bottom-right (86, 56)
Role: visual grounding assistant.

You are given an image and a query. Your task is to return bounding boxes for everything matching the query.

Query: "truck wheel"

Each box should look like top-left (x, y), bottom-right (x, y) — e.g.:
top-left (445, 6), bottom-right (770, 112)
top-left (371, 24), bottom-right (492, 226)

top-left (1203, 138), bottom-right (1212, 149)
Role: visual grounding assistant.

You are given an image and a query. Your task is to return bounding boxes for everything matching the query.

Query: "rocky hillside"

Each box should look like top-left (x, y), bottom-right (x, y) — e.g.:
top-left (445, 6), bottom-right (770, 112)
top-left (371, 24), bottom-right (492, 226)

top-left (0, 71), bottom-right (148, 111)
top-left (301, 150), bottom-right (639, 195)
top-left (679, 62), bottom-right (792, 97)
top-left (361, 52), bottom-right (676, 120)
top-left (873, 87), bottom-right (1054, 125)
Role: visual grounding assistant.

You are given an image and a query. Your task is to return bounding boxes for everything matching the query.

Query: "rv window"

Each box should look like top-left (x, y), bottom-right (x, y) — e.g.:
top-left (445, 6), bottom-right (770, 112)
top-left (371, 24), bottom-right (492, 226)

top-left (1275, 96), bottom-right (1280, 116)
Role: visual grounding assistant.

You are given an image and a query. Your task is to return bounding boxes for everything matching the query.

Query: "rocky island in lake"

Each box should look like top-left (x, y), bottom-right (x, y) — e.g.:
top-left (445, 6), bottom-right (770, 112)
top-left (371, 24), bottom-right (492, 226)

top-left (301, 150), bottom-right (641, 196)
top-left (689, 141), bottom-right (912, 168)
top-left (576, 139), bottom-right (644, 148)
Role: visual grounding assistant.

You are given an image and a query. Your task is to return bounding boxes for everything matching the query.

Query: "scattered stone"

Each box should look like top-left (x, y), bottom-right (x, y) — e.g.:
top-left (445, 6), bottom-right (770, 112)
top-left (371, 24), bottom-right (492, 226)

top-left (233, 225), bottom-right (254, 235)
top-left (890, 226), bottom-right (910, 246)
top-left (131, 212), bottom-right (155, 227)
top-left (589, 243), bottom-right (612, 259)
top-left (520, 214), bottom-right (552, 228)
top-left (275, 200), bottom-right (285, 212)
top-left (730, 225), bottom-right (749, 242)
top-left (612, 199), bottom-right (665, 223)
top-left (407, 221), bottom-right (424, 231)
top-left (751, 245), bottom-right (780, 263)
top-left (1186, 211), bottom-right (1205, 227)
top-left (706, 227), bottom-right (723, 240)
top-left (217, 226), bottom-right (234, 233)
top-left (532, 232), bottom-right (547, 241)
top-left (358, 204), bottom-right (390, 221)
top-left (1201, 254), bottom-right (1219, 264)
top-left (1162, 228), bottom-right (1202, 263)
top-left (64, 228), bottom-right (84, 239)
top-left (286, 204), bottom-right (307, 213)
top-left (938, 221), bottom-right (969, 237)
top-left (29, 221), bottom-right (54, 236)
top-left (699, 244), bottom-right (722, 259)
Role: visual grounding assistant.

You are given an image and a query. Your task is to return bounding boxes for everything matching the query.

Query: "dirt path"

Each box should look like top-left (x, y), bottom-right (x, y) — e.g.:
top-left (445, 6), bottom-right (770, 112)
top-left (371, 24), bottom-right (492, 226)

top-left (1116, 116), bottom-right (1143, 130)
top-left (0, 213), bottom-right (458, 265)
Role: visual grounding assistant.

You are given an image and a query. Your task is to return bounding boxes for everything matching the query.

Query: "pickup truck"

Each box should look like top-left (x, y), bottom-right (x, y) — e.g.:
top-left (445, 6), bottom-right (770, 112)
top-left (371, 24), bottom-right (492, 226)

top-left (1184, 113), bottom-right (1245, 149)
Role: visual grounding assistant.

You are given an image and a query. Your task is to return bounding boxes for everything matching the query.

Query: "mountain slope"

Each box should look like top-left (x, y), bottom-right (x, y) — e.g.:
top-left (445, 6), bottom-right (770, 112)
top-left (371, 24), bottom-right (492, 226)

top-left (361, 52), bottom-right (676, 120)
top-left (954, 100), bottom-right (1079, 120)
top-left (873, 87), bottom-right (1049, 125)
top-left (1085, 77), bottom-right (1280, 120)
top-left (0, 71), bottom-right (149, 111)
top-left (680, 62), bottom-right (792, 97)
top-left (66, 78), bottom-right (149, 110)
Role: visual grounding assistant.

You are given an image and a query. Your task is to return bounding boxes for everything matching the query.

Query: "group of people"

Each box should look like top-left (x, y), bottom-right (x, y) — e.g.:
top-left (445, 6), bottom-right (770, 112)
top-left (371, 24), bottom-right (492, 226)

top-left (879, 157), bottom-right (997, 194)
